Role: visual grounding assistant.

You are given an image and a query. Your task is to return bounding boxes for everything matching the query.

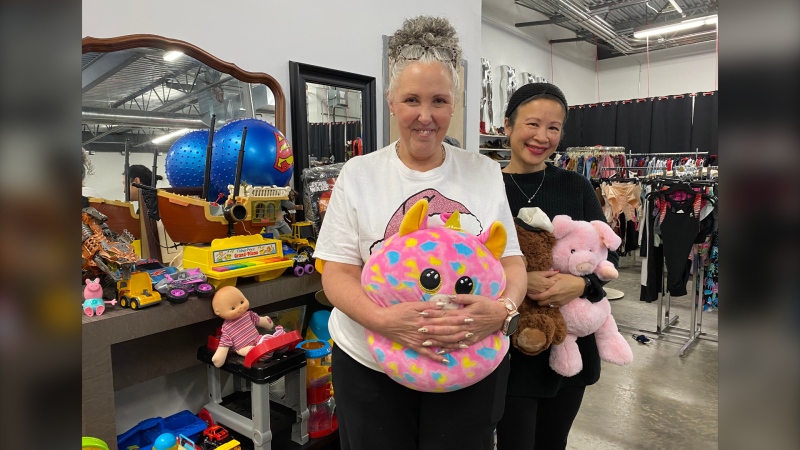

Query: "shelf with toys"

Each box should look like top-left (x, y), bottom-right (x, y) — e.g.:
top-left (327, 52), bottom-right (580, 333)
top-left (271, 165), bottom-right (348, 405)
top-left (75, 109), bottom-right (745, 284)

top-left (82, 273), bottom-right (323, 449)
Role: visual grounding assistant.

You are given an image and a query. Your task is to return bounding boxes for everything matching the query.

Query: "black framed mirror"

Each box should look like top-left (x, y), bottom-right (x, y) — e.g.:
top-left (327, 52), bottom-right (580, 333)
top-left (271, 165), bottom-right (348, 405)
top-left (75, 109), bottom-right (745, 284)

top-left (288, 62), bottom-right (377, 198)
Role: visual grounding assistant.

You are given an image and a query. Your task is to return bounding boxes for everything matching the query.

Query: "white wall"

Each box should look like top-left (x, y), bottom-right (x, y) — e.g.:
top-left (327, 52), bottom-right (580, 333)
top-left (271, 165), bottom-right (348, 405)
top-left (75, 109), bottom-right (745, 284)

top-left (481, 18), bottom-right (597, 126)
top-left (85, 151), bottom-right (170, 202)
top-left (598, 41), bottom-right (718, 102)
top-left (83, 0), bottom-right (482, 433)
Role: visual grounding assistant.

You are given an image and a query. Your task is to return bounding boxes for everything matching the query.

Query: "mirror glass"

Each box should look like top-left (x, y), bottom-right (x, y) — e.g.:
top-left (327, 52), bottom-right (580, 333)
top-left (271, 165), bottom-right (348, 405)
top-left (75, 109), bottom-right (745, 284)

top-left (82, 47), bottom-right (277, 202)
top-left (305, 82), bottom-right (363, 166)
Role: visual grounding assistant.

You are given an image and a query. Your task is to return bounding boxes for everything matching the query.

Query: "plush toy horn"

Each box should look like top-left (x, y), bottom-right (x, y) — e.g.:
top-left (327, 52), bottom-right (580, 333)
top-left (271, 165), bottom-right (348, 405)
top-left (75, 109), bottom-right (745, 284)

top-left (443, 211), bottom-right (462, 230)
top-left (399, 199), bottom-right (429, 237)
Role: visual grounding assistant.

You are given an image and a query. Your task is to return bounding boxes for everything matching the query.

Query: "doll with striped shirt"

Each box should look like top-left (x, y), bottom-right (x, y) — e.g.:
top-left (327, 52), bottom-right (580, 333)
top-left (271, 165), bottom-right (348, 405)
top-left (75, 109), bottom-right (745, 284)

top-left (211, 286), bottom-right (285, 367)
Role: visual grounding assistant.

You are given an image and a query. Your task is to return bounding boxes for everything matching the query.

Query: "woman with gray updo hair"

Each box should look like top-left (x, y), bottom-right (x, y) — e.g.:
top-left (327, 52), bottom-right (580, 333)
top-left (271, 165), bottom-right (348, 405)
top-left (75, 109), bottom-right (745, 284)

top-left (313, 14), bottom-right (527, 450)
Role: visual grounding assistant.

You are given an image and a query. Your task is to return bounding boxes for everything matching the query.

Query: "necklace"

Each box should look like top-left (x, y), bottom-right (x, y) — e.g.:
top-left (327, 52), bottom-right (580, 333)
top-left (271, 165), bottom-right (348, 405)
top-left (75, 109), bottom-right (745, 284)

top-left (510, 170), bottom-right (546, 204)
top-left (396, 142), bottom-right (446, 167)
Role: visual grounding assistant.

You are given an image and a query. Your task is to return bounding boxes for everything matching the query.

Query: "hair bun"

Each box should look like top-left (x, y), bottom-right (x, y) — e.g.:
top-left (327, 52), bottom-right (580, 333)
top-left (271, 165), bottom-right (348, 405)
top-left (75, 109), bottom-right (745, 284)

top-left (387, 16), bottom-right (462, 64)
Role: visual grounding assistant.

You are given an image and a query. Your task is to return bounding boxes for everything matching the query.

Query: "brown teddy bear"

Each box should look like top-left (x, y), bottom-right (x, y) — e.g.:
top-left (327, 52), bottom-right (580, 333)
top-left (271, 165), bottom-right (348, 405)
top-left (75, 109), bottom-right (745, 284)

top-left (511, 207), bottom-right (568, 356)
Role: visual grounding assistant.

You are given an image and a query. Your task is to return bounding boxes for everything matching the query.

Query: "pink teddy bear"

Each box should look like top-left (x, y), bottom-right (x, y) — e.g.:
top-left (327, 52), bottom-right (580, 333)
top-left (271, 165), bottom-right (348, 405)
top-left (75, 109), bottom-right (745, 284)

top-left (548, 215), bottom-right (633, 377)
top-left (83, 278), bottom-right (117, 317)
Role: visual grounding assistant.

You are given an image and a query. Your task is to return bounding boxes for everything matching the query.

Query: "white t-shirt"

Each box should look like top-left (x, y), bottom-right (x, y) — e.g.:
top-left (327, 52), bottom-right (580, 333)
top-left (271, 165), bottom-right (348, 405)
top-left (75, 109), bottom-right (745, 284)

top-left (82, 186), bottom-right (99, 198)
top-left (313, 141), bottom-right (522, 371)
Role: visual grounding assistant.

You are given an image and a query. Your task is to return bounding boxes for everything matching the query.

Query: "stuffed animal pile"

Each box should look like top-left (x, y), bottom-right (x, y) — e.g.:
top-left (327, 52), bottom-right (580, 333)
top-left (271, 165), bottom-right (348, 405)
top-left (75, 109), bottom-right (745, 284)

top-left (362, 199), bottom-right (510, 392)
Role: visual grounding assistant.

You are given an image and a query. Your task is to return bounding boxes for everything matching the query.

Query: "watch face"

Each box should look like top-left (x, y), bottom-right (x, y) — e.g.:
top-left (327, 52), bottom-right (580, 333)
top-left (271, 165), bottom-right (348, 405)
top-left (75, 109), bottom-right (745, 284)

top-left (506, 313), bottom-right (521, 336)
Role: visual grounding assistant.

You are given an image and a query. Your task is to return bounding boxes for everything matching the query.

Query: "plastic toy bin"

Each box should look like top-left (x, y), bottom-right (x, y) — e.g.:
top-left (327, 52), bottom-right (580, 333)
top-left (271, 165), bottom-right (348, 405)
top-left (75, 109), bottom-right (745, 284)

top-left (117, 409), bottom-right (207, 450)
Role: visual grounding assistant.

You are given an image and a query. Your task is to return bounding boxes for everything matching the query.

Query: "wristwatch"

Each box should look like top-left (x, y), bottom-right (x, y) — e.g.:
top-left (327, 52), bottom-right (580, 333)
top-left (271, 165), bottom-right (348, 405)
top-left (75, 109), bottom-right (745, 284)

top-left (579, 276), bottom-right (592, 299)
top-left (498, 297), bottom-right (521, 336)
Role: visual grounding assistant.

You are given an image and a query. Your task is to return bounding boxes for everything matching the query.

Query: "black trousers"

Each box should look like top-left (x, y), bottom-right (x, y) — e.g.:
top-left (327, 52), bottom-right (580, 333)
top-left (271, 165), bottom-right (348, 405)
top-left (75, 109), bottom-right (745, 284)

top-left (332, 345), bottom-right (510, 450)
top-left (495, 386), bottom-right (586, 450)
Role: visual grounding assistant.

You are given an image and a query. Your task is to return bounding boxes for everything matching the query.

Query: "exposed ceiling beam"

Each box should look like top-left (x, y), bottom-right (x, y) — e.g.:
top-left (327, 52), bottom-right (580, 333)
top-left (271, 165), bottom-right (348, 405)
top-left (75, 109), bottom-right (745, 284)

top-left (110, 64), bottom-right (201, 108)
top-left (82, 50), bottom-right (142, 94)
top-left (82, 107), bottom-right (206, 129)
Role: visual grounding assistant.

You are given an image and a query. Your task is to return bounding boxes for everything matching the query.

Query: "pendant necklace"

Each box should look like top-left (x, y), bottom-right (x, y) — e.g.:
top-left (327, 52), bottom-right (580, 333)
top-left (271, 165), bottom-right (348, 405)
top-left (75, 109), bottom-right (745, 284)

top-left (510, 170), bottom-right (546, 204)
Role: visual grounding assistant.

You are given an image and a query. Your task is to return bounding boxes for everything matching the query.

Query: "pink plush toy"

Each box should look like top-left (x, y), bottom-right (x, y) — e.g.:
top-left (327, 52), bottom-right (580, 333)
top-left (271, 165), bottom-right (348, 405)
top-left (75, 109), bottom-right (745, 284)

top-left (362, 199), bottom-right (510, 392)
top-left (548, 215), bottom-right (633, 377)
top-left (82, 278), bottom-right (117, 317)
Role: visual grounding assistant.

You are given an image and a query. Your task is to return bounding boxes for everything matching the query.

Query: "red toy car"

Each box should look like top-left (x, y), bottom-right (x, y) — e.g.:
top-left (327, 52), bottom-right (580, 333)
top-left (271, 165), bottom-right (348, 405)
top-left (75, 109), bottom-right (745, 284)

top-left (202, 425), bottom-right (230, 447)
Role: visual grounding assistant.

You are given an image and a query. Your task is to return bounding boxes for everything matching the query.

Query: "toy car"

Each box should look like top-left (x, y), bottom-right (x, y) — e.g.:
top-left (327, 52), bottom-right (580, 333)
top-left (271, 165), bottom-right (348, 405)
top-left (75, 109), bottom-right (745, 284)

top-left (155, 268), bottom-right (216, 304)
top-left (117, 272), bottom-right (162, 310)
top-left (199, 425), bottom-right (241, 449)
top-left (291, 252), bottom-right (315, 277)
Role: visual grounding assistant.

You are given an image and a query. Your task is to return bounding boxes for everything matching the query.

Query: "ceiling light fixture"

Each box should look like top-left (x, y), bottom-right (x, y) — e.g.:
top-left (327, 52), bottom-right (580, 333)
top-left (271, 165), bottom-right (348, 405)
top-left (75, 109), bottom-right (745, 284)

top-left (633, 14), bottom-right (718, 39)
top-left (163, 51), bottom-right (184, 62)
top-left (151, 128), bottom-right (190, 144)
top-left (667, 0), bottom-right (685, 16)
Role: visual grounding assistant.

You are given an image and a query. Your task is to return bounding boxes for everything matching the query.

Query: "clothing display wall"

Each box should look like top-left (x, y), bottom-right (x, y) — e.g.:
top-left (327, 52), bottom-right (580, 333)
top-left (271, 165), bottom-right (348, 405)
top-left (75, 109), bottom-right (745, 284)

top-left (308, 121), bottom-right (362, 162)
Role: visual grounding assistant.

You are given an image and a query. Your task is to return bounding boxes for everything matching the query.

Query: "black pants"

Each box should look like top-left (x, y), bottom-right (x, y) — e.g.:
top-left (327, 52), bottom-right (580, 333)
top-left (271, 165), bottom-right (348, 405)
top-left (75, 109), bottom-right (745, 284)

top-left (332, 345), bottom-right (510, 450)
top-left (495, 386), bottom-right (586, 450)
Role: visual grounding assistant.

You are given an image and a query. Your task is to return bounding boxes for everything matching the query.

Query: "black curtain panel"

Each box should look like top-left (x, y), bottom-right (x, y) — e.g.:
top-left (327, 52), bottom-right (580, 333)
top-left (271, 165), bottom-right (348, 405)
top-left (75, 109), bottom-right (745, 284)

top-left (559, 106), bottom-right (583, 151)
top-left (331, 123), bottom-right (346, 162)
top-left (691, 91), bottom-right (719, 156)
top-left (650, 96), bottom-right (693, 153)
top-left (616, 99), bottom-right (653, 154)
top-left (581, 102), bottom-right (617, 146)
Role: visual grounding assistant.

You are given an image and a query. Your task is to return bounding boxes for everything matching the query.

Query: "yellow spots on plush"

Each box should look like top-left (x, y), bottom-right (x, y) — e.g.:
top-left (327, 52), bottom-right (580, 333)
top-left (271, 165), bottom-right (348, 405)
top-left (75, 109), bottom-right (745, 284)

top-left (370, 264), bottom-right (385, 283)
top-left (467, 372), bottom-right (475, 378)
top-left (476, 247), bottom-right (487, 258)
top-left (405, 238), bottom-right (418, 248)
top-left (481, 261), bottom-right (489, 270)
top-left (387, 362), bottom-right (399, 374)
top-left (451, 262), bottom-right (466, 275)
top-left (364, 284), bottom-right (377, 292)
top-left (429, 255), bottom-right (442, 266)
top-left (436, 374), bottom-right (448, 384)
top-left (430, 231), bottom-right (440, 239)
top-left (367, 335), bottom-right (375, 345)
top-left (462, 356), bottom-right (477, 368)
top-left (391, 342), bottom-right (403, 351)
top-left (410, 363), bottom-right (424, 374)
top-left (404, 259), bottom-right (420, 278)
top-left (494, 336), bottom-right (502, 350)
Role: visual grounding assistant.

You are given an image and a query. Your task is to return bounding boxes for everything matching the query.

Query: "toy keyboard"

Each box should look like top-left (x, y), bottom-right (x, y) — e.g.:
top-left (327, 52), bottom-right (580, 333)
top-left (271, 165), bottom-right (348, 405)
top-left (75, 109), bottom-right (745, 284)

top-left (183, 235), bottom-right (294, 288)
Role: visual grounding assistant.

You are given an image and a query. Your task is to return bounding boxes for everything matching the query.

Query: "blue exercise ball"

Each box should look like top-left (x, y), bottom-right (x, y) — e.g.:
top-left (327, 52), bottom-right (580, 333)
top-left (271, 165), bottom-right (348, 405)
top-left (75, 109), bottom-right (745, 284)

top-left (209, 119), bottom-right (294, 201)
top-left (164, 130), bottom-right (210, 188)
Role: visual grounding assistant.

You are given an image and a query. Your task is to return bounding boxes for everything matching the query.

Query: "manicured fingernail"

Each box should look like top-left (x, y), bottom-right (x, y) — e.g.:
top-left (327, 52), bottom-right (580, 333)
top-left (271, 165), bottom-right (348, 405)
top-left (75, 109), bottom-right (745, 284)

top-left (436, 349), bottom-right (446, 355)
top-left (459, 344), bottom-right (469, 349)
top-left (435, 302), bottom-right (445, 308)
top-left (464, 318), bottom-right (474, 323)
top-left (418, 327), bottom-right (428, 333)
top-left (422, 340), bottom-right (433, 347)
top-left (448, 294), bottom-right (457, 300)
top-left (442, 358), bottom-right (450, 364)
top-left (418, 311), bottom-right (429, 316)
top-left (465, 332), bottom-right (474, 339)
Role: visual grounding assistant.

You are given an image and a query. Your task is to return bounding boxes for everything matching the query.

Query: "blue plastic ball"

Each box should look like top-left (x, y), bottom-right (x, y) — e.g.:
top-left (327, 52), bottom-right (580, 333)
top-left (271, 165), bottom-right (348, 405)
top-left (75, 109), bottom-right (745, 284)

top-left (164, 130), bottom-right (210, 188)
top-left (152, 432), bottom-right (177, 450)
top-left (209, 119), bottom-right (294, 201)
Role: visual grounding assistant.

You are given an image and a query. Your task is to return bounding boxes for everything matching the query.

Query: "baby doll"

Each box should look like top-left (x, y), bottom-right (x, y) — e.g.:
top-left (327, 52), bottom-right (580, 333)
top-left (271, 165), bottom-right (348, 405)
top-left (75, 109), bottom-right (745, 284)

top-left (211, 286), bottom-right (284, 367)
top-left (83, 278), bottom-right (116, 317)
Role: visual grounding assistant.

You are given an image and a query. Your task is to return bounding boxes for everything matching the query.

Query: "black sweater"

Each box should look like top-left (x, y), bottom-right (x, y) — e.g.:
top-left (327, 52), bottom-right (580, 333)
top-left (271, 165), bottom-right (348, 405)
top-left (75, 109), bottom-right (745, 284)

top-left (503, 164), bottom-right (617, 398)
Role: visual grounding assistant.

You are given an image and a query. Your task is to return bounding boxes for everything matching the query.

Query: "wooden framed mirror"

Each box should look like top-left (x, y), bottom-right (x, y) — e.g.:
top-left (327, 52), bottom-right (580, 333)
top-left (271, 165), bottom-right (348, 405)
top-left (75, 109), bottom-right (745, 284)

top-left (288, 61), bottom-right (377, 200)
top-left (82, 34), bottom-right (287, 261)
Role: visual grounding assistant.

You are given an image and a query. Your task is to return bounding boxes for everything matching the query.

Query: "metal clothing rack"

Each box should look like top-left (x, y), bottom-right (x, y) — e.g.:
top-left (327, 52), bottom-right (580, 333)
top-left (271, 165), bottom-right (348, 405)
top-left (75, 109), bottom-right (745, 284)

top-left (566, 146), bottom-right (625, 153)
top-left (618, 244), bottom-right (718, 356)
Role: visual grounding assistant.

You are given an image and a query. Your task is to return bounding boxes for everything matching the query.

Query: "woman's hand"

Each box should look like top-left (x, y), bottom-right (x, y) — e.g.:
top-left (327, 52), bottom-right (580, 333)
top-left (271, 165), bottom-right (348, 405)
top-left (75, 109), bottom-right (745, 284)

top-left (527, 273), bottom-right (586, 307)
top-left (371, 301), bottom-right (455, 363)
top-left (527, 270), bottom-right (559, 296)
top-left (417, 294), bottom-right (507, 349)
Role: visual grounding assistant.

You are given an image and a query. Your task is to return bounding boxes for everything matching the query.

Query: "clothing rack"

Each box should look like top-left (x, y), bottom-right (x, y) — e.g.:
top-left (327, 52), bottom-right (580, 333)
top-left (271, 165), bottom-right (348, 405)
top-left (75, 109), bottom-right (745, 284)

top-left (626, 151), bottom-right (708, 156)
top-left (566, 146), bottom-right (625, 153)
top-left (616, 176), bottom-right (718, 357)
top-left (617, 244), bottom-right (719, 356)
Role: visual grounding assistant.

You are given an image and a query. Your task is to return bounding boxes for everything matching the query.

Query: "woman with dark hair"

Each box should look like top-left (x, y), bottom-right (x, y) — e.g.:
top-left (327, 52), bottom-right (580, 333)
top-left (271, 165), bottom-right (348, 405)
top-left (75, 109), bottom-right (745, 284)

top-left (122, 164), bottom-right (163, 201)
top-left (496, 83), bottom-right (619, 450)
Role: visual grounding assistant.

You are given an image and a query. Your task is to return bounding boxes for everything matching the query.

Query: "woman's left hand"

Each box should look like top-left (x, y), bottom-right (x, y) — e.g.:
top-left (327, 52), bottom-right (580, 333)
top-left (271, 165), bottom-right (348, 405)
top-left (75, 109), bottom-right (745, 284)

top-left (527, 273), bottom-right (586, 308)
top-left (417, 294), bottom-right (506, 348)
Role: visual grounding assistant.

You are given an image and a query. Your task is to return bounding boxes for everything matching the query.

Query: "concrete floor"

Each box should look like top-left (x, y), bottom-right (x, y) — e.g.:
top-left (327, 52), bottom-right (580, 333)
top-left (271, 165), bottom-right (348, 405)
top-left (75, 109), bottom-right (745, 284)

top-left (567, 255), bottom-right (718, 450)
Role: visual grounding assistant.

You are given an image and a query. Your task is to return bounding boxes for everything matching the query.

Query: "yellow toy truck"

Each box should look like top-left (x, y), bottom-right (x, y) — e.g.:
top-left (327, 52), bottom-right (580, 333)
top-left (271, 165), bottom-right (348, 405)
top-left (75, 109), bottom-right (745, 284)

top-left (116, 272), bottom-right (162, 310)
top-left (279, 221), bottom-right (316, 259)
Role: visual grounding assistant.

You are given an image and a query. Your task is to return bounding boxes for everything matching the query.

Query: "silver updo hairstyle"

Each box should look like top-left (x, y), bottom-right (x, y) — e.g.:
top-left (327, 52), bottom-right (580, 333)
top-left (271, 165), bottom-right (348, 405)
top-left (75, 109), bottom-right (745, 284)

top-left (386, 16), bottom-right (463, 101)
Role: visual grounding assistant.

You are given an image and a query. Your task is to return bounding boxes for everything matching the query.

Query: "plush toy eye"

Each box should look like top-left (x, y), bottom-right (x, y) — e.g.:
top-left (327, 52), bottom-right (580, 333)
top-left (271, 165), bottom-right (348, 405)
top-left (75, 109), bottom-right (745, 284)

top-left (419, 268), bottom-right (442, 293)
top-left (455, 276), bottom-right (474, 294)
top-left (571, 249), bottom-right (576, 254)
